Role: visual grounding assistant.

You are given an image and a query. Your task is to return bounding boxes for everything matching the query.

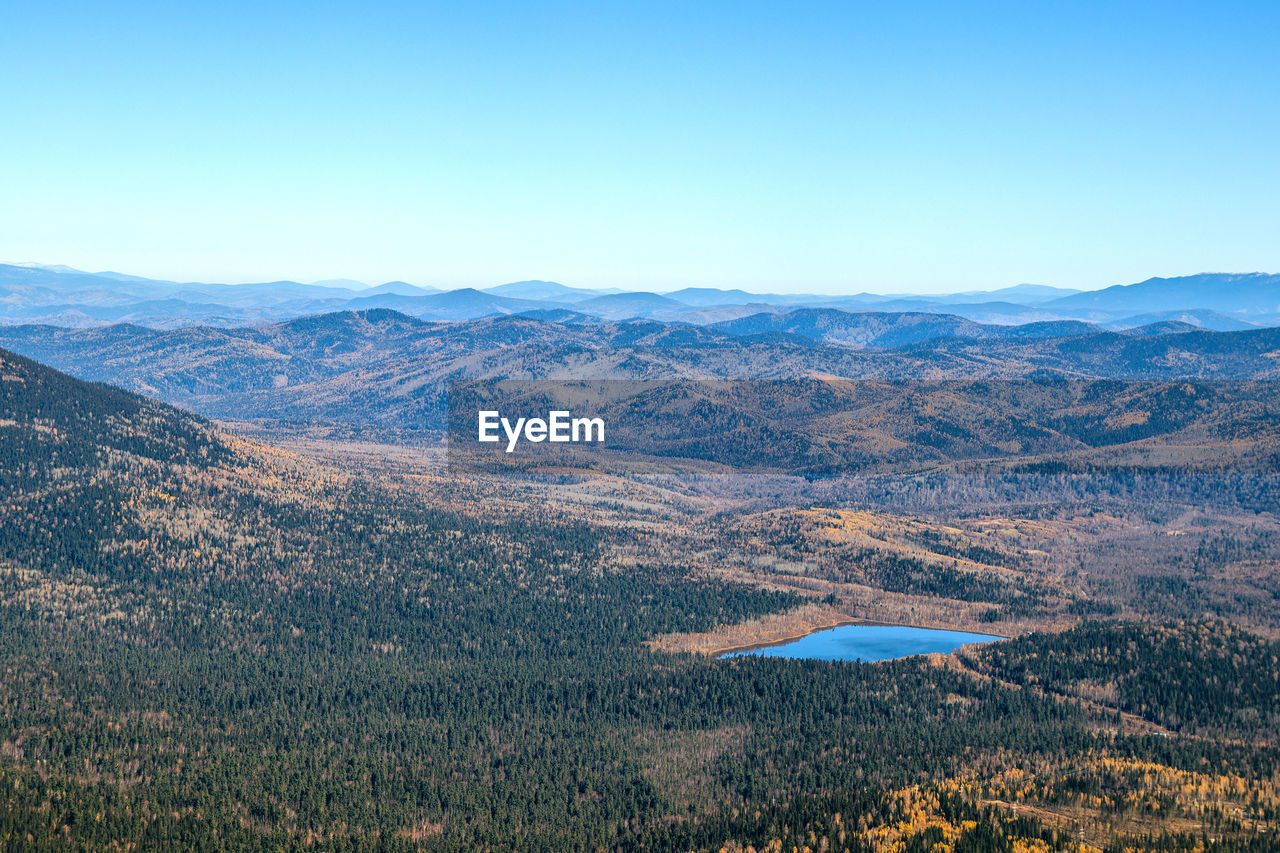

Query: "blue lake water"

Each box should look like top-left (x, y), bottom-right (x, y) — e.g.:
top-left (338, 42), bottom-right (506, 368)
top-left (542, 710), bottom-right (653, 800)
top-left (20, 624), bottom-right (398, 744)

top-left (720, 624), bottom-right (1002, 662)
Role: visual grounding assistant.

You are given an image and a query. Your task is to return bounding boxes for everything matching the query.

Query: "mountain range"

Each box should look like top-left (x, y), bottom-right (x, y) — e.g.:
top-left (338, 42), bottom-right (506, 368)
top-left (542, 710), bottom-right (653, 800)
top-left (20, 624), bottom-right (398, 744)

top-left (3, 307), bottom-right (1278, 434)
top-left (2, 263), bottom-right (1277, 330)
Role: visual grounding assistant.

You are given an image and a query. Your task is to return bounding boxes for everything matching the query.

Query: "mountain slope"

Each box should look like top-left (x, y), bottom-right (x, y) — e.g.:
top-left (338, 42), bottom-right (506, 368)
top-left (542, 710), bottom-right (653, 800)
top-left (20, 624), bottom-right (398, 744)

top-left (0, 346), bottom-right (242, 590)
top-left (0, 347), bottom-right (229, 470)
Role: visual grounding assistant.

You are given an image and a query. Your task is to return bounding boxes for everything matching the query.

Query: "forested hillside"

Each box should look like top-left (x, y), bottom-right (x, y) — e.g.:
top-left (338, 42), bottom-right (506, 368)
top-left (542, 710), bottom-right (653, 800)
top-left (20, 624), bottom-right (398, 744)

top-left (1, 349), bottom-right (1277, 850)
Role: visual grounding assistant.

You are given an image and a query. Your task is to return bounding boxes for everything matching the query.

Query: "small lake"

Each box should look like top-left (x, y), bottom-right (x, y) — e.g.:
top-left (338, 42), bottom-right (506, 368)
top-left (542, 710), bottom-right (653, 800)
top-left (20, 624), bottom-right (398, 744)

top-left (720, 624), bottom-right (1003, 662)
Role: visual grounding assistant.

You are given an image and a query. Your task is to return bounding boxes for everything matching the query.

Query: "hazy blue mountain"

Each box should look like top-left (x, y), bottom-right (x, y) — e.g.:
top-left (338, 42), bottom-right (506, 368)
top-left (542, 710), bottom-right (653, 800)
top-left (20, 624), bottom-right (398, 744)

top-left (663, 287), bottom-right (760, 306)
top-left (1121, 321), bottom-right (1201, 336)
top-left (1109, 309), bottom-right (1259, 332)
top-left (417, 287), bottom-right (545, 313)
top-left (942, 284), bottom-right (1082, 304)
top-left (988, 319), bottom-right (1101, 339)
top-left (0, 263), bottom-right (159, 291)
top-left (822, 297), bottom-right (1023, 313)
top-left (363, 280), bottom-right (438, 295)
top-left (5, 263), bottom-right (1279, 331)
top-left (802, 298), bottom-right (1065, 326)
top-left (573, 292), bottom-right (688, 319)
top-left (0, 263), bottom-right (359, 301)
top-left (310, 278), bottom-right (369, 289)
top-left (648, 302), bottom-right (785, 325)
top-left (1047, 273), bottom-right (1280, 317)
top-left (484, 280), bottom-right (604, 301)
top-left (180, 280), bottom-right (363, 303)
top-left (640, 289), bottom-right (894, 308)
top-left (0, 263), bottom-right (361, 323)
top-left (8, 263), bottom-right (89, 274)
top-left (91, 270), bottom-right (167, 282)
top-left (514, 308), bottom-right (601, 324)
top-left (10, 263), bottom-right (158, 283)
top-left (344, 288), bottom-right (554, 321)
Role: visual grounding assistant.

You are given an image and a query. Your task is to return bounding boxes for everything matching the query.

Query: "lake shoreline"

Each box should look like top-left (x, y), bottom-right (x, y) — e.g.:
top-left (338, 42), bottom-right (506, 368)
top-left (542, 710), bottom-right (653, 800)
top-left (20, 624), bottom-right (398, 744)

top-left (713, 621), bottom-right (1008, 659)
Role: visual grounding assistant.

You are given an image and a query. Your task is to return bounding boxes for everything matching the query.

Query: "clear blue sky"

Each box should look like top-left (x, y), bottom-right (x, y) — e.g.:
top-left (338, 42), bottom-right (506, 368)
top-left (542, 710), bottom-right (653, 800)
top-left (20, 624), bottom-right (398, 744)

top-left (2, 1), bottom-right (1277, 293)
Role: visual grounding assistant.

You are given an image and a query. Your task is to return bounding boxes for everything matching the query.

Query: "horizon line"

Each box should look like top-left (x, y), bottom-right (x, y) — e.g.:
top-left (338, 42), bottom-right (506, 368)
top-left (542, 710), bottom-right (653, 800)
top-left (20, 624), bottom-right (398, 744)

top-left (6, 261), bottom-right (1276, 299)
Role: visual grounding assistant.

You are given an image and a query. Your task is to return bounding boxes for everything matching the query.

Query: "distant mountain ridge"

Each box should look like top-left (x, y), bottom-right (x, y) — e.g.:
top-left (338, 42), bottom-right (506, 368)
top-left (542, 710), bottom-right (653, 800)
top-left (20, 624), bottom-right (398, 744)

top-left (483, 280), bottom-right (609, 301)
top-left (1046, 273), bottom-right (1280, 318)
top-left (1, 263), bottom-right (1278, 330)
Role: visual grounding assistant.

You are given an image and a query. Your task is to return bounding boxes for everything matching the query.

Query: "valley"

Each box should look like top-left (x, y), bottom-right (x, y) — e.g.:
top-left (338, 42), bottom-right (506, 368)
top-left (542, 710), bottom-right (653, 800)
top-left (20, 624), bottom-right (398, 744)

top-left (1, 302), bottom-right (1279, 850)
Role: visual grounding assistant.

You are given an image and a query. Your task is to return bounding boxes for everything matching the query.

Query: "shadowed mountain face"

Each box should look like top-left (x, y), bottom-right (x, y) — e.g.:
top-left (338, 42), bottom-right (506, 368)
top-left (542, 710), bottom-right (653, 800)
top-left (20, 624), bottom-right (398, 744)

top-left (0, 346), bottom-right (236, 583)
top-left (0, 347), bottom-right (230, 469)
top-left (1, 309), bottom-right (1278, 433)
top-left (3, 264), bottom-right (1278, 329)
